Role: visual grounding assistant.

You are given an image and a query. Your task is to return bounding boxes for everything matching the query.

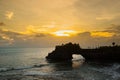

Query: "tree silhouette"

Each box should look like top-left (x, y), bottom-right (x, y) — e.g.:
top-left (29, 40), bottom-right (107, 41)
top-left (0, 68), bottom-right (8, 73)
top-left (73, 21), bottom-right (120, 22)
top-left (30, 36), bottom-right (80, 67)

top-left (112, 42), bottom-right (115, 46)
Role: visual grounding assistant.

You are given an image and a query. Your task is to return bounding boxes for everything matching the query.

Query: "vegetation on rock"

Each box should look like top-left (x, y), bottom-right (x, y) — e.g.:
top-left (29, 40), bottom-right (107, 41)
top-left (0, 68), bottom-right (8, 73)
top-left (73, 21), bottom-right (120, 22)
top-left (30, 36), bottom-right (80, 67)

top-left (46, 42), bottom-right (120, 61)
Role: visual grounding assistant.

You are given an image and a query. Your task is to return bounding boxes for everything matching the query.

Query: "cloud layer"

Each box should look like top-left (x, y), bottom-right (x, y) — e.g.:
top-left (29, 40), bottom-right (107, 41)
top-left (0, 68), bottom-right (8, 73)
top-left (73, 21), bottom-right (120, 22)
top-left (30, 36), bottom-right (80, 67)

top-left (0, 24), bottom-right (120, 48)
top-left (0, 0), bottom-right (120, 47)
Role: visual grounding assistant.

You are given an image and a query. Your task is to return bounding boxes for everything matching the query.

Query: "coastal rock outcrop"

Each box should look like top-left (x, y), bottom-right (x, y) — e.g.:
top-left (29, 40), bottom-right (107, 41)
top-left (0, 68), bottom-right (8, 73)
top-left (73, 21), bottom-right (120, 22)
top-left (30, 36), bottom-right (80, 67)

top-left (46, 42), bottom-right (120, 61)
top-left (46, 42), bottom-right (81, 61)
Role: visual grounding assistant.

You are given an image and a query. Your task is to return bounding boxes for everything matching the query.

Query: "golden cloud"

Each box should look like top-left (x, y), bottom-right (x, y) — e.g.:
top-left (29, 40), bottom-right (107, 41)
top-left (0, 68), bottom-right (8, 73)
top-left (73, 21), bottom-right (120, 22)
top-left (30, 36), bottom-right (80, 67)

top-left (91, 31), bottom-right (115, 37)
top-left (5, 11), bottom-right (14, 19)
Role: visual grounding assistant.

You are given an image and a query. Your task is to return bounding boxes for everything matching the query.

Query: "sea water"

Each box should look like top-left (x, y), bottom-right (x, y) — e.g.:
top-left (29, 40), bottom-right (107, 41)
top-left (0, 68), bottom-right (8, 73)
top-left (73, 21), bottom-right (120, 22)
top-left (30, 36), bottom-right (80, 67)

top-left (0, 47), bottom-right (120, 80)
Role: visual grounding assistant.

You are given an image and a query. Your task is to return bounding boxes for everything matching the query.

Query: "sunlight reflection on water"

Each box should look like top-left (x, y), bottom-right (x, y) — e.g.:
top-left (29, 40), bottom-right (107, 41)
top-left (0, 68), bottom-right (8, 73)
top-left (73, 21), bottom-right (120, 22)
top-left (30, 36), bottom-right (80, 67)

top-left (72, 54), bottom-right (85, 68)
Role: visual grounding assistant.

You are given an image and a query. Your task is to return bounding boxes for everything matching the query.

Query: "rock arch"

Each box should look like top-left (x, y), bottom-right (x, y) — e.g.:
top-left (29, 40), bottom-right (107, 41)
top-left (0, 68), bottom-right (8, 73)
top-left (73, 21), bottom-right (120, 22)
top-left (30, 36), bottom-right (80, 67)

top-left (46, 42), bottom-right (82, 61)
top-left (46, 43), bottom-right (120, 61)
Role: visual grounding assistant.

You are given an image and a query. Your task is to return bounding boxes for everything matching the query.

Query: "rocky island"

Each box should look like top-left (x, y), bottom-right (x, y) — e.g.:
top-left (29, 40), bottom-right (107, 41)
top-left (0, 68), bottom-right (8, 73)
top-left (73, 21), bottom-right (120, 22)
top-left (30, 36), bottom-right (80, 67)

top-left (46, 42), bottom-right (120, 61)
top-left (46, 43), bottom-right (81, 61)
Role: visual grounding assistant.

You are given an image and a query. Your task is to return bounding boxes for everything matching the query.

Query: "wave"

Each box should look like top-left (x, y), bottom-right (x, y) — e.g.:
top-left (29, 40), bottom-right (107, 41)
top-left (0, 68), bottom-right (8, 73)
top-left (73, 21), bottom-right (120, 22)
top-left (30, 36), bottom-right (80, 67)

top-left (24, 71), bottom-right (50, 76)
top-left (0, 64), bottom-right (48, 73)
top-left (90, 63), bottom-right (120, 79)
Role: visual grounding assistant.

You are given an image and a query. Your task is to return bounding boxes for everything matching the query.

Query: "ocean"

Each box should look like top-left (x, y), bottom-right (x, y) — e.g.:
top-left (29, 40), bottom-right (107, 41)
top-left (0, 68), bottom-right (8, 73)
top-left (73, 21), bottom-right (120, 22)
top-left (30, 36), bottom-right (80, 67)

top-left (0, 48), bottom-right (120, 80)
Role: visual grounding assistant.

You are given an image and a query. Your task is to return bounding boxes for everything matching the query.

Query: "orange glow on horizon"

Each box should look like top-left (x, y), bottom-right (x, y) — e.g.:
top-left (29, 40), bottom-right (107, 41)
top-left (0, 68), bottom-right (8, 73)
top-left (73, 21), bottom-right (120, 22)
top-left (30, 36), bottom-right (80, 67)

top-left (91, 32), bottom-right (115, 37)
top-left (53, 30), bottom-right (77, 37)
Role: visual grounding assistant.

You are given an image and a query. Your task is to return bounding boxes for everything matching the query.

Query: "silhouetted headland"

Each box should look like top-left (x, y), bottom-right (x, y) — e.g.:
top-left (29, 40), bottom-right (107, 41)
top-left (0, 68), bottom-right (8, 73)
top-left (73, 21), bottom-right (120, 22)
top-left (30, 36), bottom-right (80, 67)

top-left (46, 42), bottom-right (120, 62)
top-left (46, 42), bottom-right (80, 61)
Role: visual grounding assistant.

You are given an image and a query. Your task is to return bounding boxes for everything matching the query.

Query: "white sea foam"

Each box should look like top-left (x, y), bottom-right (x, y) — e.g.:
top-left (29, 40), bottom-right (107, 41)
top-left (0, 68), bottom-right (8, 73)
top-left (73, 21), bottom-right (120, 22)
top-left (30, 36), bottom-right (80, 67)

top-left (0, 64), bottom-right (47, 73)
top-left (14, 66), bottom-right (33, 70)
top-left (24, 70), bottom-right (63, 80)
top-left (90, 63), bottom-right (120, 79)
top-left (0, 66), bottom-right (32, 72)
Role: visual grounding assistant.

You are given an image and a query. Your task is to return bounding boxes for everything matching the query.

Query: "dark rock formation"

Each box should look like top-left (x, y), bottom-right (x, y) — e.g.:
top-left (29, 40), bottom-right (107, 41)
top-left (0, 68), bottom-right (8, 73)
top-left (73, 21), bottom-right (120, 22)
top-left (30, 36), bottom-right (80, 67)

top-left (46, 42), bottom-right (81, 61)
top-left (81, 46), bottom-right (120, 61)
top-left (46, 42), bottom-right (120, 61)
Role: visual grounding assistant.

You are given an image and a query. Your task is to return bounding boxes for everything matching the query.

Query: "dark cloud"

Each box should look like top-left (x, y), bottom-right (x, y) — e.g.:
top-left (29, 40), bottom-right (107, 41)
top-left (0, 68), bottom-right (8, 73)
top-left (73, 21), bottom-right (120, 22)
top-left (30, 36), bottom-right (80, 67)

top-left (0, 36), bottom-right (3, 40)
top-left (0, 28), bottom-right (52, 47)
top-left (106, 24), bottom-right (120, 33)
top-left (0, 22), bottom-right (5, 26)
top-left (35, 33), bottom-right (48, 37)
top-left (109, 25), bottom-right (120, 33)
top-left (78, 32), bottom-right (91, 37)
top-left (27, 31), bottom-right (48, 37)
top-left (0, 29), bottom-right (22, 38)
top-left (0, 28), bottom-right (120, 48)
top-left (75, 31), bottom-right (120, 47)
top-left (0, 28), bottom-right (51, 45)
top-left (0, 28), bottom-right (49, 39)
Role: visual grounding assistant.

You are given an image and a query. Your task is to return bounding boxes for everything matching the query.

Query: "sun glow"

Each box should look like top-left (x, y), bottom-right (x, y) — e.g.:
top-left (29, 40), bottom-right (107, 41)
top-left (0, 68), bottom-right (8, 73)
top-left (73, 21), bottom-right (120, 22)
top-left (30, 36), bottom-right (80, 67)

top-left (53, 30), bottom-right (77, 37)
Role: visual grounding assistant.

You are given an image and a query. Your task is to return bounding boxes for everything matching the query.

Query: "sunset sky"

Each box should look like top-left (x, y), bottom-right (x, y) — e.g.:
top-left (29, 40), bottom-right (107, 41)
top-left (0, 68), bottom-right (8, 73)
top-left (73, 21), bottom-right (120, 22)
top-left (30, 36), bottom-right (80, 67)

top-left (0, 0), bottom-right (120, 48)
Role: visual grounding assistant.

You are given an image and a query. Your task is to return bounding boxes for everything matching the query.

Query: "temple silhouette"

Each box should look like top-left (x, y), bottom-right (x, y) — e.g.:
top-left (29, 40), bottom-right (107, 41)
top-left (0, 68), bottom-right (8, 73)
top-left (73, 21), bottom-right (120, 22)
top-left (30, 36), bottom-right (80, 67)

top-left (46, 42), bottom-right (120, 61)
